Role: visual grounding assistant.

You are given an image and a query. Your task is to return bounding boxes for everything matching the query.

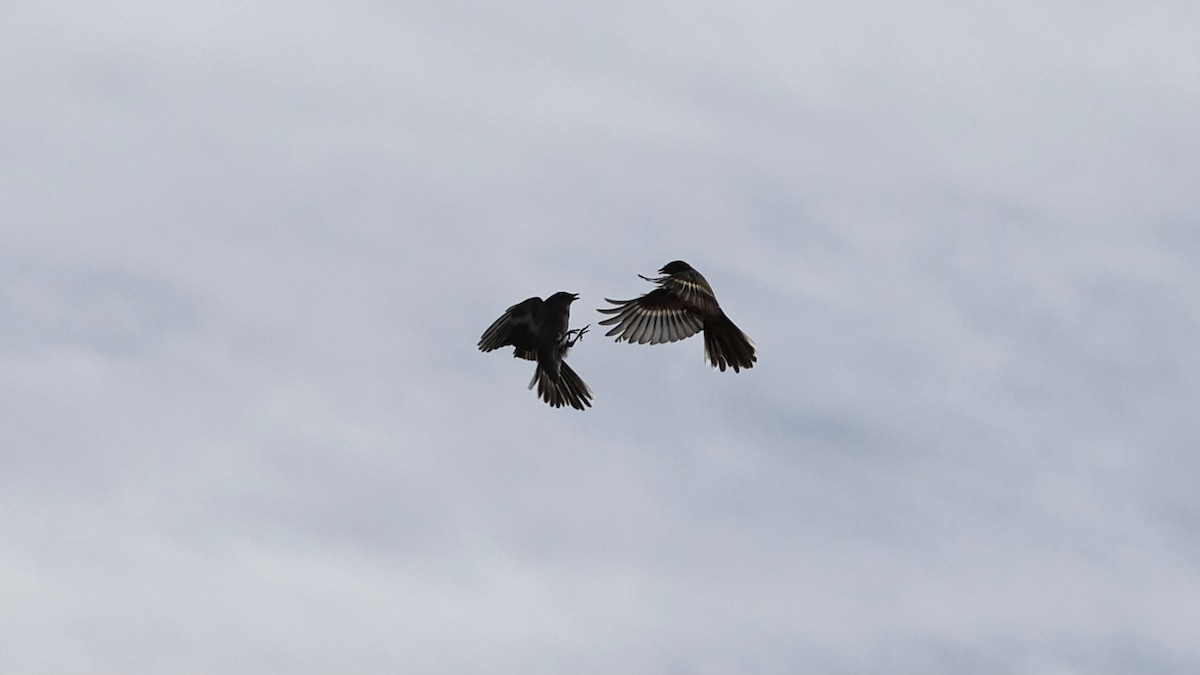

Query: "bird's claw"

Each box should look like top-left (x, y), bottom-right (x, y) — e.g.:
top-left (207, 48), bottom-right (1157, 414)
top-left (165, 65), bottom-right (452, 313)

top-left (565, 324), bottom-right (590, 347)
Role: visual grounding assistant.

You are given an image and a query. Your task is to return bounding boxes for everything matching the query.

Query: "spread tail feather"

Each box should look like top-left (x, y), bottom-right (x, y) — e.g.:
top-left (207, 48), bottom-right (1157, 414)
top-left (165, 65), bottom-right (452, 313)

top-left (703, 314), bottom-right (756, 373)
top-left (529, 361), bottom-right (593, 410)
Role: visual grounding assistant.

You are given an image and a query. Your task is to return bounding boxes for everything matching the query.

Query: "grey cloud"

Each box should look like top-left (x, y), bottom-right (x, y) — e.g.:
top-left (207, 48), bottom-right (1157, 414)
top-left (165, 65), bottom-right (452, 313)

top-left (2, 0), bottom-right (1199, 672)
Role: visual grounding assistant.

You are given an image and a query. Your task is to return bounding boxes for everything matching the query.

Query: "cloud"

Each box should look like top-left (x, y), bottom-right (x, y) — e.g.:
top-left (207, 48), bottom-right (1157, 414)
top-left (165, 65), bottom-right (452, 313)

top-left (2, 0), bottom-right (1199, 672)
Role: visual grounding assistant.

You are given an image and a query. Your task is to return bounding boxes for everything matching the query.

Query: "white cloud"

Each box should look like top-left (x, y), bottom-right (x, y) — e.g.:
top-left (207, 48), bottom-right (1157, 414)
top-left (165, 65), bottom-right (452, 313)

top-left (2, 0), bottom-right (1198, 672)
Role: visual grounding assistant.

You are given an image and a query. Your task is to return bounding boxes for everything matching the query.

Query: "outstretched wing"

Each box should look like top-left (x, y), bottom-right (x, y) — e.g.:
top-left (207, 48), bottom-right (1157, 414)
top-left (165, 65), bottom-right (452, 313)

top-left (597, 288), bottom-right (705, 345)
top-left (651, 267), bottom-right (723, 316)
top-left (478, 297), bottom-right (541, 359)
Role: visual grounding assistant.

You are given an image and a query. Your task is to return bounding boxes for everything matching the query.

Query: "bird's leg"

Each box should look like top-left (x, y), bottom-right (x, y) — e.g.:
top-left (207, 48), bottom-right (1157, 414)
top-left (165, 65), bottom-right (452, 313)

top-left (564, 324), bottom-right (590, 348)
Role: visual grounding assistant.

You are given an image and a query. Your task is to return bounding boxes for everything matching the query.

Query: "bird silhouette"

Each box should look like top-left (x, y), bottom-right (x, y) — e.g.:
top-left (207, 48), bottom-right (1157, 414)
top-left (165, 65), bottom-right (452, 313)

top-left (598, 261), bottom-right (755, 372)
top-left (479, 291), bottom-right (593, 409)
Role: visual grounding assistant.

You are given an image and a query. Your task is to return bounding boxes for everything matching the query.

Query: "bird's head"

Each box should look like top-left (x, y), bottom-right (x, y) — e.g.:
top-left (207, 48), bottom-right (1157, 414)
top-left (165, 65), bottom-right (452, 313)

top-left (659, 260), bottom-right (693, 275)
top-left (548, 291), bottom-right (579, 305)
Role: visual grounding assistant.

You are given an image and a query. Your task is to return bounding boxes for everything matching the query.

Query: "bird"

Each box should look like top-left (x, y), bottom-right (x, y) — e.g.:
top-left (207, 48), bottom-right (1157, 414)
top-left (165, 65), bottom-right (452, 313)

top-left (478, 291), bottom-right (593, 410)
top-left (598, 260), bottom-right (756, 372)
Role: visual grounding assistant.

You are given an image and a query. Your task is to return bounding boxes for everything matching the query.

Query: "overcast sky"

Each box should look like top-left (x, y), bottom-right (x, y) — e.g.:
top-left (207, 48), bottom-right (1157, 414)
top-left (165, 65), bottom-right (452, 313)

top-left (3, 1), bottom-right (1199, 672)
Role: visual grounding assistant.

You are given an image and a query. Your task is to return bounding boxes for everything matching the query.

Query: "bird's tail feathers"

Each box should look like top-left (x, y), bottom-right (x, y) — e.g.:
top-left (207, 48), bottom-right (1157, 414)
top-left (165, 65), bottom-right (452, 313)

top-left (703, 314), bottom-right (757, 373)
top-left (529, 361), bottom-right (592, 410)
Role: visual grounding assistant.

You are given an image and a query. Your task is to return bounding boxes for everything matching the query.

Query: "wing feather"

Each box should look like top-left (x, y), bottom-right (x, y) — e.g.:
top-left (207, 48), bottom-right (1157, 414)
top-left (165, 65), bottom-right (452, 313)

top-left (598, 289), bottom-right (704, 345)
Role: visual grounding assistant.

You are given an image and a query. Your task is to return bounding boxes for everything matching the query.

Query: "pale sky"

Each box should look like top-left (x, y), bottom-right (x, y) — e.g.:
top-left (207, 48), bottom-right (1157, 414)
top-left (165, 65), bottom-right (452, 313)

top-left (3, 1), bottom-right (1199, 672)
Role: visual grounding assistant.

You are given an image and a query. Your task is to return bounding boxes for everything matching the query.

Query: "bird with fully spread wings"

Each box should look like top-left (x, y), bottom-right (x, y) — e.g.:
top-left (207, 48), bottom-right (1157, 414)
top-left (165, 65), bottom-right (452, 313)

top-left (478, 291), bottom-right (593, 410)
top-left (598, 261), bottom-right (756, 372)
